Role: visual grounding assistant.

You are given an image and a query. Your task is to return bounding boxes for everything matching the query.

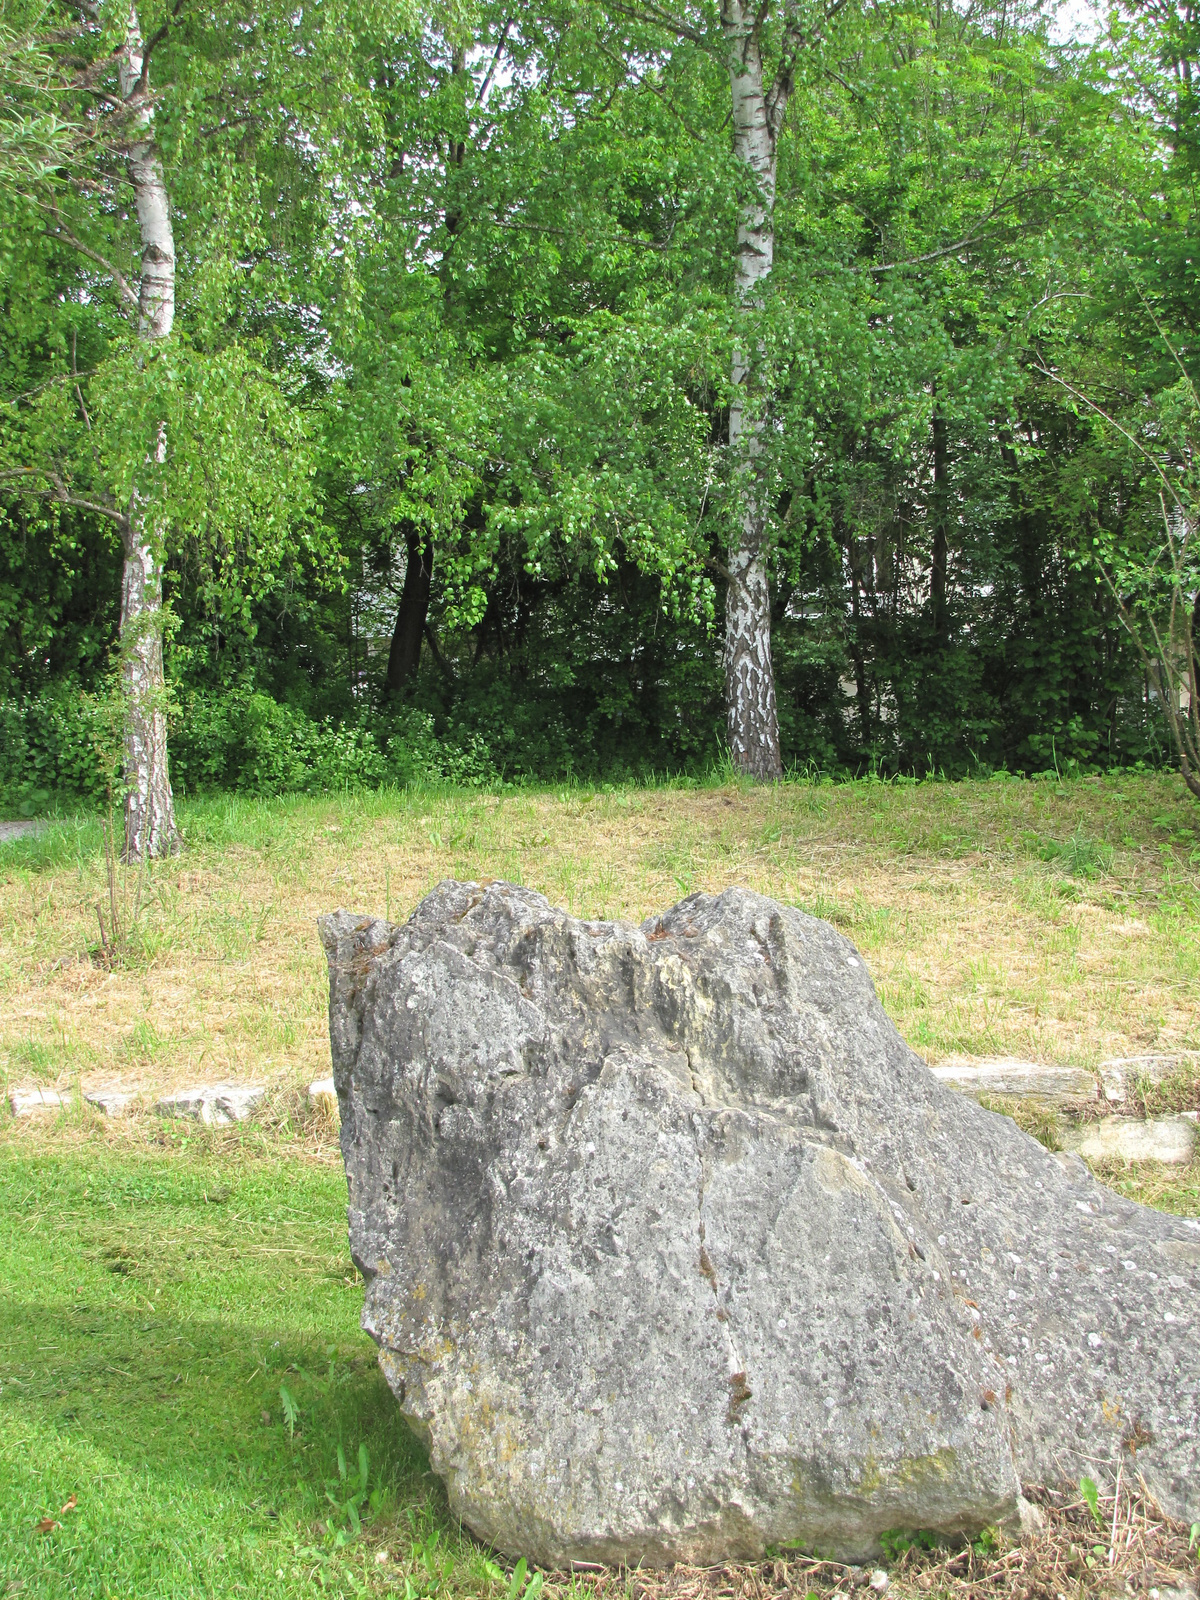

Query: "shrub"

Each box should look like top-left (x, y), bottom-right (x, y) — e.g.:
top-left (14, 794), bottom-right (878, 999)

top-left (0, 688), bottom-right (114, 813)
top-left (171, 690), bottom-right (498, 797)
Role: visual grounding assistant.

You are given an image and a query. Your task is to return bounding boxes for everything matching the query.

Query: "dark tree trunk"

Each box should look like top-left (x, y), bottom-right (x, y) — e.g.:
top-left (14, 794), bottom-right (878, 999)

top-left (386, 529), bottom-right (433, 698)
top-left (847, 544), bottom-right (872, 749)
top-left (1000, 428), bottom-right (1042, 603)
top-left (930, 404), bottom-right (950, 645)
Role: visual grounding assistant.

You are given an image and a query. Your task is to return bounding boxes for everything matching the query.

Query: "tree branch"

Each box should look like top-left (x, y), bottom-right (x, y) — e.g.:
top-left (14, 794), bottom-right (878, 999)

top-left (590, 34), bottom-right (707, 140)
top-left (423, 620), bottom-right (455, 680)
top-left (33, 197), bottom-right (139, 310)
top-left (1032, 357), bottom-right (1189, 520)
top-left (475, 16), bottom-right (512, 106)
top-left (704, 553), bottom-right (745, 593)
top-left (603, 2), bottom-right (713, 49)
top-left (139, 0), bottom-right (187, 92)
top-left (767, 0), bottom-right (850, 145)
top-left (1, 464), bottom-right (129, 526)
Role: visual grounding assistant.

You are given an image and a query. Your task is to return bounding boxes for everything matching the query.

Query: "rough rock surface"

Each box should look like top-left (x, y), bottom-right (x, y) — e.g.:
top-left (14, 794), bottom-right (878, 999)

top-left (85, 1088), bottom-right (137, 1116)
top-left (931, 1059), bottom-right (1097, 1104)
top-left (1063, 1116), bottom-right (1196, 1165)
top-left (8, 1087), bottom-right (68, 1116)
top-left (309, 1076), bottom-right (338, 1115)
top-left (1099, 1055), bottom-right (1196, 1105)
top-left (154, 1084), bottom-right (264, 1124)
top-left (0, 819), bottom-right (46, 845)
top-left (320, 882), bottom-right (1200, 1568)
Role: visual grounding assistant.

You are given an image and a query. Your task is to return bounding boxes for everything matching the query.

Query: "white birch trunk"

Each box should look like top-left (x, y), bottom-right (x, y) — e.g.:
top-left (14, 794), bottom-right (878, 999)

top-left (721, 0), bottom-right (784, 780)
top-left (119, 3), bottom-right (178, 857)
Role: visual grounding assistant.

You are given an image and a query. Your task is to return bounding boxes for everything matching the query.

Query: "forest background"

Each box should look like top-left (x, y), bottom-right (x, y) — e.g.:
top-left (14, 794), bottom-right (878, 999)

top-left (1, 0), bottom-right (1198, 848)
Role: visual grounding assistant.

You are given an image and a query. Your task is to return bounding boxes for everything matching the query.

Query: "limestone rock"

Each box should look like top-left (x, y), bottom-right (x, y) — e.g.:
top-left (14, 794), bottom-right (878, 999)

top-left (1150, 1584), bottom-right (1199, 1600)
top-left (1099, 1055), bottom-right (1192, 1104)
top-left (154, 1084), bottom-right (264, 1125)
top-left (8, 1087), bottom-right (68, 1116)
top-left (320, 882), bottom-right (1200, 1568)
top-left (1062, 1116), bottom-right (1196, 1165)
top-left (0, 819), bottom-right (46, 845)
top-left (931, 1058), bottom-right (1097, 1104)
top-left (85, 1088), bottom-right (137, 1116)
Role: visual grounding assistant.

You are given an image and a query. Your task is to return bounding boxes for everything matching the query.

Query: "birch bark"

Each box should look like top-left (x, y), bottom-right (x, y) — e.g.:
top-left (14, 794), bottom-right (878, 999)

top-left (721, 0), bottom-right (785, 780)
top-left (118, 3), bottom-right (178, 857)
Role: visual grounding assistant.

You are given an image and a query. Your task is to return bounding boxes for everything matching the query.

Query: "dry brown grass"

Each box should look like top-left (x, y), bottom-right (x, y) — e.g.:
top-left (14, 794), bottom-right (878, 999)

top-left (1, 772), bottom-right (1197, 1129)
top-left (535, 1480), bottom-right (1198, 1600)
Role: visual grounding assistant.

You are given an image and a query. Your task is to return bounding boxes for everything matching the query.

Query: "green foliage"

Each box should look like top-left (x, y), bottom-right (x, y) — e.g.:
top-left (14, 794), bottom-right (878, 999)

top-left (1080, 1475), bottom-right (1103, 1527)
top-left (279, 1383), bottom-right (299, 1440)
top-left (325, 1441), bottom-right (384, 1538)
top-left (878, 1524), bottom-right (1001, 1564)
top-left (167, 690), bottom-right (500, 798)
top-left (879, 1528), bottom-right (942, 1562)
top-left (0, 688), bottom-right (119, 812)
top-left (498, 1555), bottom-right (543, 1600)
top-left (1, 0), bottom-right (1197, 796)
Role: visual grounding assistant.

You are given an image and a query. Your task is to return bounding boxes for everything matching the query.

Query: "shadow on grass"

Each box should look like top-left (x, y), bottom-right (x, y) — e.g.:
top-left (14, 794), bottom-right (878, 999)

top-left (0, 1296), bottom-right (426, 1496)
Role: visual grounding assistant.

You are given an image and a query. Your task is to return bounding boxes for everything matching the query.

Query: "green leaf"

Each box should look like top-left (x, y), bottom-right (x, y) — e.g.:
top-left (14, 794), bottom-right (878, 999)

top-left (278, 1383), bottom-right (298, 1439)
top-left (1080, 1476), bottom-right (1102, 1527)
top-left (506, 1556), bottom-right (527, 1600)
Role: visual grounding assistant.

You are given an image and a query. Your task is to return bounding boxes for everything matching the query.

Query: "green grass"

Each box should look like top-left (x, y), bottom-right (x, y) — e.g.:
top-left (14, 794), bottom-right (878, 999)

top-left (0, 1134), bottom-right (498, 1599)
top-left (1, 772), bottom-right (1198, 1596)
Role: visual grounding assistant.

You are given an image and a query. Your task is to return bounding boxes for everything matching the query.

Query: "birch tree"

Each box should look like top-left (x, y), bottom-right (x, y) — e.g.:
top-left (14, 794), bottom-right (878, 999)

top-left (574, 0), bottom-right (852, 778)
top-left (719, 0), bottom-right (845, 779)
top-left (114, 1), bottom-right (178, 857)
top-left (0, 1), bottom-right (179, 854)
top-left (0, 0), bottom-right (415, 853)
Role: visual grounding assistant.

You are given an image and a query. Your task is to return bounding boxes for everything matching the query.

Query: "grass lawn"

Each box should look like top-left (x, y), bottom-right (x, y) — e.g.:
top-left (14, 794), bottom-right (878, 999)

top-left (1, 772), bottom-right (1199, 1598)
top-left (0, 1133), bottom-right (456, 1598)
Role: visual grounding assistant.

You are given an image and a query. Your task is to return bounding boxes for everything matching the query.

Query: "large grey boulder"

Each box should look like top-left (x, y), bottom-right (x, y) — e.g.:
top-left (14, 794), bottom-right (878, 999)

top-left (320, 882), bottom-right (1199, 1568)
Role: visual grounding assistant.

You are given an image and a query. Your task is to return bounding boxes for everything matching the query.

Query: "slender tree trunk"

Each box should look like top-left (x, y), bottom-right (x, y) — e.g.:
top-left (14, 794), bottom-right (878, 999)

top-left (119, 3), bottom-right (178, 858)
top-left (386, 529), bottom-right (434, 697)
top-left (843, 524), bottom-right (872, 748)
top-left (930, 402), bottom-right (949, 646)
top-left (721, 0), bottom-right (784, 780)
